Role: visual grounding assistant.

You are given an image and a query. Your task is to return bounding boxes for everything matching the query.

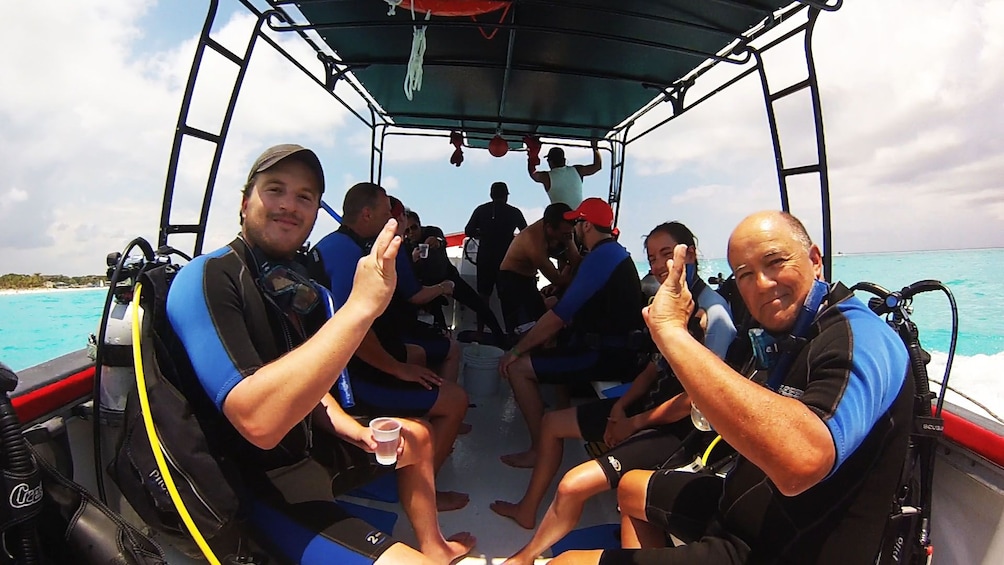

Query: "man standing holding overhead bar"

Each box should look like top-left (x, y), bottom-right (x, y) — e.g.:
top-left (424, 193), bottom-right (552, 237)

top-left (528, 140), bottom-right (602, 207)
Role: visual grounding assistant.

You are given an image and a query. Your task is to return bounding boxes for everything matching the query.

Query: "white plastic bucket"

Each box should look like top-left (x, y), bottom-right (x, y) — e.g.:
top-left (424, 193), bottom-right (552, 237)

top-left (462, 344), bottom-right (504, 396)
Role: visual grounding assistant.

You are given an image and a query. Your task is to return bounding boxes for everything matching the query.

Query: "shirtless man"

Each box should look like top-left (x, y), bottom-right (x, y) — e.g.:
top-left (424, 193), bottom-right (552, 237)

top-left (495, 203), bottom-right (580, 336)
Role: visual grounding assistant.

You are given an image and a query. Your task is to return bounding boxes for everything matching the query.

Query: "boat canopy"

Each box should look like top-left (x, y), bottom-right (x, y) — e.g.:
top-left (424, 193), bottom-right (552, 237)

top-left (162, 0), bottom-right (841, 276)
top-left (280, 0), bottom-right (794, 143)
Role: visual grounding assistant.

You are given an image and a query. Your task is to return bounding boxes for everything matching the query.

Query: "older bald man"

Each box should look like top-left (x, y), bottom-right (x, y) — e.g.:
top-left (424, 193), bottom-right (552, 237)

top-left (556, 210), bottom-right (915, 565)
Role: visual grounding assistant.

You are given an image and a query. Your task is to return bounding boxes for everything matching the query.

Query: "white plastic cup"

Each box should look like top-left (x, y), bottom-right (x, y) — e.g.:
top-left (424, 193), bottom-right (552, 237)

top-left (691, 404), bottom-right (712, 432)
top-left (369, 417), bottom-right (402, 465)
top-left (418, 243), bottom-right (429, 258)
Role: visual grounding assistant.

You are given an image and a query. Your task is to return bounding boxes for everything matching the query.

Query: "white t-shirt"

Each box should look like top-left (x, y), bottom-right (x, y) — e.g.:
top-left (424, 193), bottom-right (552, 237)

top-left (546, 166), bottom-right (583, 207)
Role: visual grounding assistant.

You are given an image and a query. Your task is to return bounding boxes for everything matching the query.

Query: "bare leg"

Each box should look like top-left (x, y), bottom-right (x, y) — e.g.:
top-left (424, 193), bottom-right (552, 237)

top-left (425, 382), bottom-right (467, 471)
top-left (407, 333), bottom-right (461, 386)
top-left (439, 336), bottom-right (460, 384)
top-left (503, 461), bottom-right (610, 565)
top-left (618, 470), bottom-right (665, 549)
top-left (492, 408), bottom-right (581, 528)
top-left (411, 340), bottom-right (470, 433)
top-left (549, 549), bottom-right (604, 564)
top-left (406, 343), bottom-right (428, 368)
top-left (394, 419), bottom-right (476, 563)
top-left (501, 356), bottom-right (544, 468)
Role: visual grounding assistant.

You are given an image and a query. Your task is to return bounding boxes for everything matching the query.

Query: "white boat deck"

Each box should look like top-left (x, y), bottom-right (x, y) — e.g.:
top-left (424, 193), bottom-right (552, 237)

top-left (338, 352), bottom-right (621, 563)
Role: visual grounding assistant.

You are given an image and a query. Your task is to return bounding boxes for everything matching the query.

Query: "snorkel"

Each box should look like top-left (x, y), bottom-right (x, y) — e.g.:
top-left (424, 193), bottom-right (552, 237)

top-left (318, 285), bottom-right (356, 409)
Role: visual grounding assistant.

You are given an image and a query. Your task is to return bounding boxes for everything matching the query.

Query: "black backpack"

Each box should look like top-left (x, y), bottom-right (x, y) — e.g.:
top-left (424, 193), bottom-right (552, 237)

top-left (108, 263), bottom-right (260, 562)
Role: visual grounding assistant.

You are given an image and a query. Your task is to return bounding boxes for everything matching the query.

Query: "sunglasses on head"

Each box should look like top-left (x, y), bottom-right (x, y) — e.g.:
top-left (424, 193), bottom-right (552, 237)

top-left (258, 264), bottom-right (320, 315)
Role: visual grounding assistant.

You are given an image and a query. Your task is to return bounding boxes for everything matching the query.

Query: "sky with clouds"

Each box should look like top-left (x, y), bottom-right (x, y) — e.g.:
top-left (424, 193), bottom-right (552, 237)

top-left (2, 0), bottom-right (1002, 276)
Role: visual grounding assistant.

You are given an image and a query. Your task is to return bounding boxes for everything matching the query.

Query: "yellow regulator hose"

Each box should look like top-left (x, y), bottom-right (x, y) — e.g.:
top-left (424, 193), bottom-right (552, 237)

top-left (131, 282), bottom-right (221, 565)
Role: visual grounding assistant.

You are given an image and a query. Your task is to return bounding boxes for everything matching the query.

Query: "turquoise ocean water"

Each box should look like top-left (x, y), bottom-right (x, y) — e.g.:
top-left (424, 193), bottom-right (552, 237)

top-left (675, 247), bottom-right (1004, 359)
top-left (2, 249), bottom-right (1002, 416)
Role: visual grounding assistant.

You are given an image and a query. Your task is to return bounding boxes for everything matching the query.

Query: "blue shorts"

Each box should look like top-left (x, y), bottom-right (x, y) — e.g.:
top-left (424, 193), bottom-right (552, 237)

top-left (348, 377), bottom-right (440, 418)
top-left (402, 334), bottom-right (451, 366)
top-left (530, 348), bottom-right (647, 385)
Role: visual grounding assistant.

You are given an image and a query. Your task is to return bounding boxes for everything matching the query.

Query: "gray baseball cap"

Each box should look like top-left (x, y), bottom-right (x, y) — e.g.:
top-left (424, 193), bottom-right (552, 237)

top-left (246, 144), bottom-right (324, 194)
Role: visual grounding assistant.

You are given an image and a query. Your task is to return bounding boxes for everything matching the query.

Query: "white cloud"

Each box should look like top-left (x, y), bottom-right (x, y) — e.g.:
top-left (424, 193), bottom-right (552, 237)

top-left (609, 0), bottom-right (1004, 259)
top-left (2, 0), bottom-right (1002, 277)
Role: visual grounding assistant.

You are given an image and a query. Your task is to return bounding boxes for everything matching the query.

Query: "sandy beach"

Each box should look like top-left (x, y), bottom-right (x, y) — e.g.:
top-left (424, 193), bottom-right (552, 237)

top-left (0, 286), bottom-right (106, 296)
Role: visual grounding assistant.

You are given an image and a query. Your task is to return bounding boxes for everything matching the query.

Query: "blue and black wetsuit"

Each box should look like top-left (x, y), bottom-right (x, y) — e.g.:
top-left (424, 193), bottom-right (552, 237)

top-left (600, 283), bottom-right (915, 565)
top-left (313, 227), bottom-right (440, 418)
top-left (530, 238), bottom-right (648, 383)
top-left (167, 237), bottom-right (396, 564)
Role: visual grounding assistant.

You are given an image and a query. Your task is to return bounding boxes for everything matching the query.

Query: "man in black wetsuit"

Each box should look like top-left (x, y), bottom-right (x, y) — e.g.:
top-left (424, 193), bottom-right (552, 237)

top-left (167, 144), bottom-right (474, 564)
top-left (464, 181), bottom-right (527, 338)
top-left (404, 209), bottom-right (507, 342)
top-left (554, 211), bottom-right (914, 565)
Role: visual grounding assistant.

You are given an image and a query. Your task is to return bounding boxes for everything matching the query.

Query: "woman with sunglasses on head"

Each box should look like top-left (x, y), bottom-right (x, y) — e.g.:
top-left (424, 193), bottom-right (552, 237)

top-left (492, 221), bottom-right (737, 565)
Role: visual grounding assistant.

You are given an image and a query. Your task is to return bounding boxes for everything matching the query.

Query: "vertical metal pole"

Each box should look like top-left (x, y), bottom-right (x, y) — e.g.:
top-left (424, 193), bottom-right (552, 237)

top-left (753, 46), bottom-right (790, 214)
top-left (193, 13), bottom-right (268, 256)
top-left (803, 9), bottom-right (833, 280)
top-left (608, 126), bottom-right (629, 227)
top-left (159, 0), bottom-right (221, 251)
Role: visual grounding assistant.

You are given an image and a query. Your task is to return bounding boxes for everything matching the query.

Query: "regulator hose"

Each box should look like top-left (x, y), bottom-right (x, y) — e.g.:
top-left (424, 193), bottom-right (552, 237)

top-left (0, 363), bottom-right (40, 564)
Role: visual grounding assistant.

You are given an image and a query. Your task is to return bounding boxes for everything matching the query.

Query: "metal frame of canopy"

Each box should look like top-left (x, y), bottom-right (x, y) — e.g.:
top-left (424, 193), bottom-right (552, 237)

top-left (158, 0), bottom-right (841, 278)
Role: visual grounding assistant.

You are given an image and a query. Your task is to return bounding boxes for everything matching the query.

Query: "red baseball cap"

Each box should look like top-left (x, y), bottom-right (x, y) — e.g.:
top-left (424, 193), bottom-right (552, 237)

top-left (563, 197), bottom-right (614, 229)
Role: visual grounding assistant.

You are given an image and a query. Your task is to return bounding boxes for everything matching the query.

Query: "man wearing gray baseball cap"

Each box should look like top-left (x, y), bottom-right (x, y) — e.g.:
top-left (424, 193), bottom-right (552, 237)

top-left (167, 144), bottom-right (475, 563)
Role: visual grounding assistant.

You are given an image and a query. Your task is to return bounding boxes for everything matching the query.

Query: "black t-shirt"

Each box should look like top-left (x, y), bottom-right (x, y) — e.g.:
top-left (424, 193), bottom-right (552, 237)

top-left (464, 201), bottom-right (527, 263)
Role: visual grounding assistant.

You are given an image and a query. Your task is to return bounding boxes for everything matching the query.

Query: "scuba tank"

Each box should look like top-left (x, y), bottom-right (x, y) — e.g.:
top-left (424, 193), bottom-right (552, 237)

top-left (96, 299), bottom-right (142, 423)
top-left (93, 252), bottom-right (145, 426)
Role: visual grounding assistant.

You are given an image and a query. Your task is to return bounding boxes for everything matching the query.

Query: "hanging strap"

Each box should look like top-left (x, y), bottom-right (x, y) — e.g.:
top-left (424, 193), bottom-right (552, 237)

top-left (404, 8), bottom-right (431, 100)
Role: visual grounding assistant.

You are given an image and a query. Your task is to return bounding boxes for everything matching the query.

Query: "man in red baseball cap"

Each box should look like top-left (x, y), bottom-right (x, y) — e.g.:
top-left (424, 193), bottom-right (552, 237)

top-left (497, 197), bottom-right (648, 469)
top-left (562, 197), bottom-right (614, 231)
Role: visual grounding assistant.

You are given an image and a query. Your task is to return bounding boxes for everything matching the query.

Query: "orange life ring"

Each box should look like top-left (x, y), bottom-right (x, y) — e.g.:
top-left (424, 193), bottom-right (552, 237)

top-left (399, 0), bottom-right (509, 17)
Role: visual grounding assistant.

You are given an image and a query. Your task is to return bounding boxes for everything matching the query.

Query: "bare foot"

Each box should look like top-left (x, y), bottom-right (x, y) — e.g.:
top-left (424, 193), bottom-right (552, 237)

top-left (424, 531), bottom-right (476, 564)
top-left (500, 450), bottom-right (537, 468)
top-left (458, 422), bottom-right (473, 435)
top-left (501, 552), bottom-right (537, 565)
top-left (490, 500), bottom-right (536, 529)
top-left (436, 490), bottom-right (470, 512)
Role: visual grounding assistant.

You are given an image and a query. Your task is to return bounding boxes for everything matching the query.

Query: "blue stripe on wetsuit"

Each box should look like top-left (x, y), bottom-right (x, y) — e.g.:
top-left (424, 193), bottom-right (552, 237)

top-left (552, 240), bottom-right (629, 323)
top-left (825, 296), bottom-right (909, 471)
top-left (167, 247), bottom-right (244, 410)
top-left (314, 231), bottom-right (363, 307)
